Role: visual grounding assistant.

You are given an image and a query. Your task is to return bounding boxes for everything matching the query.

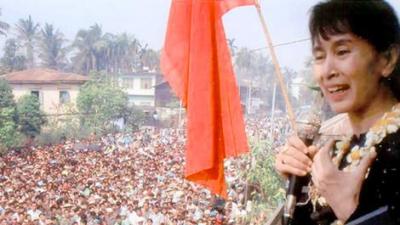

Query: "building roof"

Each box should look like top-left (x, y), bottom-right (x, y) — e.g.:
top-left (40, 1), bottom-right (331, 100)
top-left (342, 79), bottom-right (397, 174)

top-left (0, 68), bottom-right (89, 85)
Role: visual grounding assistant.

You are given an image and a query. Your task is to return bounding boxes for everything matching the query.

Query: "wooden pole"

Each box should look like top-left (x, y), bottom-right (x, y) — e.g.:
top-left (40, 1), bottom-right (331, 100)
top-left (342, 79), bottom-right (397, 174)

top-left (255, 1), bottom-right (298, 132)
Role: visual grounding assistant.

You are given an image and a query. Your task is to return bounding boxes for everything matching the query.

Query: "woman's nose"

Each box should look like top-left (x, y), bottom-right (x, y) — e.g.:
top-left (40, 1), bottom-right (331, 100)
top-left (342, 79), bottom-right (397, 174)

top-left (319, 56), bottom-right (338, 81)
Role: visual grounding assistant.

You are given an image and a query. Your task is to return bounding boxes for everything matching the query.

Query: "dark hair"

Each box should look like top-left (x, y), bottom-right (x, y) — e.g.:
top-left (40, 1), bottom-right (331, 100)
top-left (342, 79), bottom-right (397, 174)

top-left (309, 0), bottom-right (400, 99)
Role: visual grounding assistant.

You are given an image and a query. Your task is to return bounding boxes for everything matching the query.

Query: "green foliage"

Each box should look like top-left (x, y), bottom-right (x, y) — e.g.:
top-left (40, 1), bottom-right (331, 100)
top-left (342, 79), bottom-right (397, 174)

top-left (0, 79), bottom-right (16, 108)
top-left (77, 72), bottom-right (141, 133)
top-left (38, 23), bottom-right (68, 70)
top-left (35, 124), bottom-right (92, 146)
top-left (35, 112), bottom-right (92, 146)
top-left (16, 15), bottom-right (39, 68)
top-left (121, 105), bottom-right (145, 131)
top-left (0, 38), bottom-right (27, 73)
top-left (71, 24), bottom-right (158, 74)
top-left (17, 95), bottom-right (47, 138)
top-left (0, 79), bottom-right (20, 149)
top-left (239, 138), bottom-right (286, 224)
top-left (245, 139), bottom-right (285, 207)
top-left (0, 107), bottom-right (20, 148)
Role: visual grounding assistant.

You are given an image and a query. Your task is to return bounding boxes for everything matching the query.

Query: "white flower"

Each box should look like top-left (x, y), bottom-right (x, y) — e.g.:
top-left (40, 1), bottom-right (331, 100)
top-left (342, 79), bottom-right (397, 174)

top-left (346, 154), bottom-right (352, 163)
top-left (358, 148), bottom-right (367, 157)
top-left (335, 141), bottom-right (346, 151)
top-left (365, 132), bottom-right (379, 146)
top-left (317, 197), bottom-right (327, 206)
top-left (350, 145), bottom-right (359, 152)
top-left (386, 124), bottom-right (398, 134)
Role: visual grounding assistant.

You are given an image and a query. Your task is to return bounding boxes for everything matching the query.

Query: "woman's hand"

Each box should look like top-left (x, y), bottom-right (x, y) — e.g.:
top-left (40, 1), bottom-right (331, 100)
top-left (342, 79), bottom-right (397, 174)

top-left (275, 136), bottom-right (317, 178)
top-left (311, 140), bottom-right (377, 222)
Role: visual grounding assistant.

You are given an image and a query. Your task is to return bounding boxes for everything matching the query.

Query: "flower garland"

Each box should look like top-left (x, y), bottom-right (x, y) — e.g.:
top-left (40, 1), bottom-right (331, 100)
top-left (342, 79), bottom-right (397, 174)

top-left (310, 103), bottom-right (400, 225)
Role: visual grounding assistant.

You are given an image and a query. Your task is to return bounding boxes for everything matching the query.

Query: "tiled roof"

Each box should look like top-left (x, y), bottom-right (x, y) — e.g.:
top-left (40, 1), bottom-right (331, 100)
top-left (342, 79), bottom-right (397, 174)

top-left (1, 68), bottom-right (89, 84)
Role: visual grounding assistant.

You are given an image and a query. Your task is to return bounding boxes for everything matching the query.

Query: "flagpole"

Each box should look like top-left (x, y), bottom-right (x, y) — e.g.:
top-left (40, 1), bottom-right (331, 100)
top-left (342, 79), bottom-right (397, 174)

top-left (270, 81), bottom-right (277, 139)
top-left (254, 1), bottom-right (297, 132)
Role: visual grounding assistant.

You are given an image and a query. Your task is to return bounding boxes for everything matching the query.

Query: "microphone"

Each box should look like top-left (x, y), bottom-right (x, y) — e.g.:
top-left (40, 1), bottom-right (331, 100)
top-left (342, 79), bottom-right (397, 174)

top-left (283, 113), bottom-right (321, 225)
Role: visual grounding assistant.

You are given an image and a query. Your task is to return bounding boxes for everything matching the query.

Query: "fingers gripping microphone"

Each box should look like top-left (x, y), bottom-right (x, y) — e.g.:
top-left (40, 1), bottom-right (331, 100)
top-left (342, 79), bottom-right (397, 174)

top-left (283, 113), bottom-right (321, 225)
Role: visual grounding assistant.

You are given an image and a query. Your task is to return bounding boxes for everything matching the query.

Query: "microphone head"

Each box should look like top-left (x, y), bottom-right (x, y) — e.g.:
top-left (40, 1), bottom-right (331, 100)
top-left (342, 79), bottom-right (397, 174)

top-left (296, 111), bottom-right (321, 142)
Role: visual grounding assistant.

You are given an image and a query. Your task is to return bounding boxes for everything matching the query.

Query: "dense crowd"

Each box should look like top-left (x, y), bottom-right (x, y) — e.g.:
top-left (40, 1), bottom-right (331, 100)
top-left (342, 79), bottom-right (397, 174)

top-left (246, 114), bottom-right (290, 147)
top-left (0, 127), bottom-right (256, 225)
top-left (0, 114), bottom-right (291, 225)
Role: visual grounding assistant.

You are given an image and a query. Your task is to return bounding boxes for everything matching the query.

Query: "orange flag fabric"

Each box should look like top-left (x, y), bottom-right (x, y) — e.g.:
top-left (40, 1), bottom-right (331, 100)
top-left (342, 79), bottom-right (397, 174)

top-left (161, 0), bottom-right (254, 197)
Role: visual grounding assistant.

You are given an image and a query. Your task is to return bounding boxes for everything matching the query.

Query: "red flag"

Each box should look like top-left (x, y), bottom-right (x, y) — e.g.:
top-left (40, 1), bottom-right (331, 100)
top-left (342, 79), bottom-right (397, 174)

top-left (161, 0), bottom-right (254, 197)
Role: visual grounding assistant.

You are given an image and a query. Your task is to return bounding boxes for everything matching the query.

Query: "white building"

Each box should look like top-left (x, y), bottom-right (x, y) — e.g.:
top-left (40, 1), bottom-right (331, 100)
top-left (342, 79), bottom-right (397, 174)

top-left (118, 72), bottom-right (157, 109)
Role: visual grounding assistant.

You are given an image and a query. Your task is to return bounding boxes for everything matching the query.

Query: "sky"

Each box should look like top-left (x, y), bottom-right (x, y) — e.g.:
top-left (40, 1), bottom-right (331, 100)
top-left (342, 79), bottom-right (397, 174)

top-left (1, 0), bottom-right (400, 72)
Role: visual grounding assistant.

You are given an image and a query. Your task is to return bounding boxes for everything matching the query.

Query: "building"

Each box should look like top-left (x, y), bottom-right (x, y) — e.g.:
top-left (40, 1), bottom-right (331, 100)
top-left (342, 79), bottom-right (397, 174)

top-left (1, 68), bottom-right (89, 115)
top-left (154, 81), bottom-right (179, 108)
top-left (118, 72), bottom-right (157, 110)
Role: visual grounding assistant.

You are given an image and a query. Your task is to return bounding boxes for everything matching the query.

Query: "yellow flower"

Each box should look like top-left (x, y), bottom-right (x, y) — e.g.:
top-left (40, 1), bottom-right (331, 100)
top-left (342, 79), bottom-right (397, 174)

top-left (351, 150), bottom-right (361, 160)
top-left (370, 119), bottom-right (389, 132)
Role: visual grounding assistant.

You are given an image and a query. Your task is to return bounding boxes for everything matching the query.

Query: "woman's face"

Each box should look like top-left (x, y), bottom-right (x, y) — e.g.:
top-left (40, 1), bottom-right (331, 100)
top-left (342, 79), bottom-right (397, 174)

top-left (312, 33), bottom-right (387, 114)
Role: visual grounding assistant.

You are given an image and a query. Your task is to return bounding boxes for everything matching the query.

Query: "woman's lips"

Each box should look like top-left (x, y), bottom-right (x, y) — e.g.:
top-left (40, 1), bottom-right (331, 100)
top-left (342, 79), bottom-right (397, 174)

top-left (325, 84), bottom-right (350, 102)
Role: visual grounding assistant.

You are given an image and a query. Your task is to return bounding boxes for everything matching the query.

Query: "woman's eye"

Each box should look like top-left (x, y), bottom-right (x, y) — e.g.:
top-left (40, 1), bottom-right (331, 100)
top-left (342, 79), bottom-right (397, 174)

top-left (337, 49), bottom-right (350, 56)
top-left (313, 54), bottom-right (325, 61)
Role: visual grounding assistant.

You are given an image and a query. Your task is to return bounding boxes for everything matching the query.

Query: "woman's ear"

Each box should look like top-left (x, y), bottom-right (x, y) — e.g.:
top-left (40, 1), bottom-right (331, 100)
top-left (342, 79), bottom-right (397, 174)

top-left (381, 44), bottom-right (400, 78)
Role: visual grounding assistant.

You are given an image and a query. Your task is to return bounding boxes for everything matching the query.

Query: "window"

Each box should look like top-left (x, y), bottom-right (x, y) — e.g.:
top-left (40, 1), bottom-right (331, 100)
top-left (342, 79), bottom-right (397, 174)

top-left (140, 78), bottom-right (152, 89)
top-left (139, 101), bottom-right (151, 106)
top-left (59, 91), bottom-right (70, 104)
top-left (122, 78), bottom-right (134, 89)
top-left (31, 90), bottom-right (43, 106)
top-left (31, 91), bottom-right (40, 98)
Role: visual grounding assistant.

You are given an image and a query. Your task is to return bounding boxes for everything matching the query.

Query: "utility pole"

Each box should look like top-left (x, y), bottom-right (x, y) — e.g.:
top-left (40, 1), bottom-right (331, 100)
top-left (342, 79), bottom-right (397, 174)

top-left (247, 79), bottom-right (252, 114)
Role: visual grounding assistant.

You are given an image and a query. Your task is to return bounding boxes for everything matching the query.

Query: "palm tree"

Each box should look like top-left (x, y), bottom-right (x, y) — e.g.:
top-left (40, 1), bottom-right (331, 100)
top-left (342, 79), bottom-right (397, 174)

top-left (15, 15), bottom-right (40, 68)
top-left (119, 33), bottom-right (142, 73)
top-left (101, 32), bottom-right (142, 73)
top-left (38, 23), bottom-right (68, 69)
top-left (140, 48), bottom-right (160, 72)
top-left (71, 24), bottom-right (104, 74)
top-left (0, 9), bottom-right (10, 37)
top-left (71, 25), bottom-right (148, 74)
top-left (0, 38), bottom-right (27, 73)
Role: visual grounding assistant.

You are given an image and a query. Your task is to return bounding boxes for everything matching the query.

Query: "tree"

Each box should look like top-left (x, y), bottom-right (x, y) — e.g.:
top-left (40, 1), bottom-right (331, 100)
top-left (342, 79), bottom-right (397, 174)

top-left (15, 15), bottom-right (40, 68)
top-left (77, 72), bottom-right (129, 132)
top-left (117, 33), bottom-right (142, 73)
top-left (71, 24), bottom-right (104, 74)
top-left (17, 95), bottom-right (46, 138)
top-left (38, 23), bottom-right (68, 69)
top-left (121, 105), bottom-right (145, 131)
top-left (71, 25), bottom-right (157, 75)
top-left (227, 38), bottom-right (238, 57)
top-left (139, 48), bottom-right (160, 72)
top-left (0, 79), bottom-right (16, 109)
top-left (0, 9), bottom-right (10, 37)
top-left (98, 32), bottom-right (142, 73)
top-left (0, 38), bottom-right (27, 73)
top-left (0, 79), bottom-right (19, 149)
top-left (234, 47), bottom-right (275, 113)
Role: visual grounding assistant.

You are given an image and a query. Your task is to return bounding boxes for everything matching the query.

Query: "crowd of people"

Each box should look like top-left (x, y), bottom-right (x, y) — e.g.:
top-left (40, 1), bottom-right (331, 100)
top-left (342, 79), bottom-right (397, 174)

top-left (245, 114), bottom-right (290, 147)
top-left (0, 123), bottom-right (277, 225)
